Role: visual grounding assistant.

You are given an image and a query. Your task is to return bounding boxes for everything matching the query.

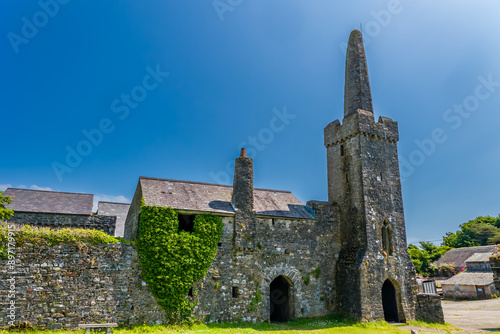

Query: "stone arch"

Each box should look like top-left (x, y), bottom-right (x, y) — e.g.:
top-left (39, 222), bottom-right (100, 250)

top-left (261, 265), bottom-right (301, 321)
top-left (381, 278), bottom-right (406, 323)
top-left (270, 275), bottom-right (291, 321)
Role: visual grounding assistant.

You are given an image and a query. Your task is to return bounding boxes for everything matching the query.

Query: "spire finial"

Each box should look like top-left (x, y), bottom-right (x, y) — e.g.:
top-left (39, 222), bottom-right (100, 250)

top-left (343, 29), bottom-right (374, 118)
top-left (240, 148), bottom-right (247, 158)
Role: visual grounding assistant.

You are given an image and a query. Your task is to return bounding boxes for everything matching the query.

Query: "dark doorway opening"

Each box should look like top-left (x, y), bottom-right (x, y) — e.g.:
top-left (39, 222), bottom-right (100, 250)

top-left (270, 276), bottom-right (290, 322)
top-left (178, 214), bottom-right (195, 232)
top-left (382, 279), bottom-right (399, 322)
top-left (476, 286), bottom-right (486, 299)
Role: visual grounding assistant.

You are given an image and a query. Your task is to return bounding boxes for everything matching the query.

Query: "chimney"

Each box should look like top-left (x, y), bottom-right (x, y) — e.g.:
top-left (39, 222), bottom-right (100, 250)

top-left (231, 148), bottom-right (254, 212)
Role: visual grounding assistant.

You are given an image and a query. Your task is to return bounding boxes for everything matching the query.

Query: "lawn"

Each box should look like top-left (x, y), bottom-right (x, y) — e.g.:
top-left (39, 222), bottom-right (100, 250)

top-left (0, 317), bottom-right (471, 334)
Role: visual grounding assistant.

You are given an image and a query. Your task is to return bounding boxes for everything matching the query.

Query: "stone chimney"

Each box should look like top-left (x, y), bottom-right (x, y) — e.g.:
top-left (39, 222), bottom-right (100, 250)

top-left (232, 148), bottom-right (256, 250)
top-left (231, 148), bottom-right (254, 213)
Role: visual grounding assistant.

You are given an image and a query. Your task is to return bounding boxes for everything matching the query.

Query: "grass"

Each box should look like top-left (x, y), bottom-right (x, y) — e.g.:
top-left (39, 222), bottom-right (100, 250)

top-left (0, 316), bottom-right (476, 334)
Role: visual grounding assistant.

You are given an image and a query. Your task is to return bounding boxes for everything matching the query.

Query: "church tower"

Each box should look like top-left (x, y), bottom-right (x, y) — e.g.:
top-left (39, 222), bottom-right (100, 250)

top-left (325, 30), bottom-right (417, 321)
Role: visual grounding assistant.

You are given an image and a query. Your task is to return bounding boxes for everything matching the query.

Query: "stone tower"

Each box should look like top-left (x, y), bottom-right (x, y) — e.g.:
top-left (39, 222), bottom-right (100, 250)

top-left (324, 30), bottom-right (417, 321)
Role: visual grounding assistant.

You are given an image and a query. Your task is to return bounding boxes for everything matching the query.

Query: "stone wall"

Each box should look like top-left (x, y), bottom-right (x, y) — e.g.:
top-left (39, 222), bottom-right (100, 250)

top-left (442, 283), bottom-right (496, 299)
top-left (192, 201), bottom-right (339, 323)
top-left (0, 243), bottom-right (164, 329)
top-left (8, 212), bottom-right (116, 236)
top-left (415, 293), bottom-right (444, 324)
top-left (490, 255), bottom-right (500, 292)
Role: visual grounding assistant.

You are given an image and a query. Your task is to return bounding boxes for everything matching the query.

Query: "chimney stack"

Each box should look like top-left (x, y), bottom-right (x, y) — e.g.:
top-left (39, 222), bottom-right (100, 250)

top-left (231, 148), bottom-right (254, 213)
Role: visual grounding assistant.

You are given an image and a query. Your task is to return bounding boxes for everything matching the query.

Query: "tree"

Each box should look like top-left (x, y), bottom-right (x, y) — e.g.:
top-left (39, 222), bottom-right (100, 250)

top-left (442, 216), bottom-right (500, 248)
top-left (408, 242), bottom-right (449, 276)
top-left (0, 191), bottom-right (14, 220)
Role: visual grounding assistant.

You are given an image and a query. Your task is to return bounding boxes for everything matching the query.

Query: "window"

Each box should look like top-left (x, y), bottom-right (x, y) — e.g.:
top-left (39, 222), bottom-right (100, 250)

top-left (340, 144), bottom-right (345, 156)
top-left (178, 214), bottom-right (196, 232)
top-left (232, 287), bottom-right (239, 298)
top-left (188, 287), bottom-right (194, 296)
top-left (381, 220), bottom-right (393, 256)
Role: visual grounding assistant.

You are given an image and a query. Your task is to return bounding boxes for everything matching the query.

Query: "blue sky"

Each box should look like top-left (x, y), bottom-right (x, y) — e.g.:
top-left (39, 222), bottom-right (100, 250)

top-left (1, 1), bottom-right (500, 245)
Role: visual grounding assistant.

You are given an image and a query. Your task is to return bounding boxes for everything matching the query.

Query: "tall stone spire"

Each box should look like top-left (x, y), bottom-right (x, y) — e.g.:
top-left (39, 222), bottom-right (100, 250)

top-left (343, 29), bottom-right (374, 118)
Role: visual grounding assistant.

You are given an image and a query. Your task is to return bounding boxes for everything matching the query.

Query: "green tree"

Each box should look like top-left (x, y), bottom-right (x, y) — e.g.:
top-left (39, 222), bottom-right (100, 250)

top-left (0, 191), bottom-right (14, 220)
top-left (408, 242), bottom-right (449, 276)
top-left (488, 231), bottom-right (500, 245)
top-left (442, 216), bottom-right (500, 247)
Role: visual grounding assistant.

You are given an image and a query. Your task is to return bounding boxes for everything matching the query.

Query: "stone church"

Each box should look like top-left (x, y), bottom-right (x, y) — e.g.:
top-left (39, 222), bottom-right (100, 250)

top-left (123, 30), bottom-right (427, 323)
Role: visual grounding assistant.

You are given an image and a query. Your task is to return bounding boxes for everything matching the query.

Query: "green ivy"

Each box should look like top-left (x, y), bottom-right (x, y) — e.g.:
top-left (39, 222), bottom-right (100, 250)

top-left (137, 204), bottom-right (223, 323)
top-left (248, 281), bottom-right (262, 312)
top-left (303, 267), bottom-right (321, 286)
top-left (0, 224), bottom-right (117, 247)
top-left (0, 224), bottom-right (118, 260)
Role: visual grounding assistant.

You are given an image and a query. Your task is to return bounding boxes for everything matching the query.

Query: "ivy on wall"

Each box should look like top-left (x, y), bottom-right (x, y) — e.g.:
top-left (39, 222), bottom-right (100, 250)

top-left (0, 224), bottom-right (118, 258)
top-left (137, 204), bottom-right (223, 323)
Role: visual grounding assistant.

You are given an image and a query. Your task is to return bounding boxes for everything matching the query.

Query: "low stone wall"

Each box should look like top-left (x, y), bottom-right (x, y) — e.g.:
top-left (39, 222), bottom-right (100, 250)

top-left (8, 212), bottom-right (116, 236)
top-left (415, 293), bottom-right (444, 324)
top-left (0, 243), bottom-right (164, 329)
top-left (490, 255), bottom-right (500, 292)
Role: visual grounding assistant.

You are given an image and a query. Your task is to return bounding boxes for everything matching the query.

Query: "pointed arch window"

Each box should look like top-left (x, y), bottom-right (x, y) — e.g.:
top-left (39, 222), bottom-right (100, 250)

top-left (382, 220), bottom-right (393, 256)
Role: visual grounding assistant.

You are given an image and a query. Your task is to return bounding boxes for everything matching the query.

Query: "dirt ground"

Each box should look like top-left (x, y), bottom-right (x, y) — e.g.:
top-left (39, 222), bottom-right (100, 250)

top-left (442, 298), bottom-right (500, 333)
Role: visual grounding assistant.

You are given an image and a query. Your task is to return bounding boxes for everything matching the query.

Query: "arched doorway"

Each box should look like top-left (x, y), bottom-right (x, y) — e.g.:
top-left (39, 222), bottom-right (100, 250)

top-left (382, 279), bottom-right (399, 322)
top-left (270, 275), bottom-right (290, 322)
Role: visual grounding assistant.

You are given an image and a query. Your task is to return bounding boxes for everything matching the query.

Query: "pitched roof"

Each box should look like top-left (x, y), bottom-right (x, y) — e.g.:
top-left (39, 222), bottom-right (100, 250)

top-left (433, 245), bottom-right (496, 269)
top-left (466, 253), bottom-right (492, 263)
top-left (139, 177), bottom-right (315, 220)
top-left (441, 271), bottom-right (494, 286)
top-left (97, 202), bottom-right (130, 238)
top-left (4, 188), bottom-right (93, 215)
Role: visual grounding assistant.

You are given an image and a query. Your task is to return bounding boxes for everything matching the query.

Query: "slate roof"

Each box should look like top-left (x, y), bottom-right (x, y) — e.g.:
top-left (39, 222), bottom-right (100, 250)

top-left (139, 177), bottom-right (315, 220)
top-left (4, 188), bottom-right (93, 215)
top-left (441, 272), bottom-right (494, 286)
top-left (97, 202), bottom-right (130, 238)
top-left (433, 245), bottom-right (496, 269)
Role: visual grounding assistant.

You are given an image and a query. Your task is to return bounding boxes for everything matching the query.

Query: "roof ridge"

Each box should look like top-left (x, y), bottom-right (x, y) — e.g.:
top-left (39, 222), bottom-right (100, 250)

top-left (139, 176), bottom-right (293, 194)
top-left (98, 201), bottom-right (130, 205)
top-left (450, 245), bottom-right (496, 251)
top-left (6, 188), bottom-right (93, 197)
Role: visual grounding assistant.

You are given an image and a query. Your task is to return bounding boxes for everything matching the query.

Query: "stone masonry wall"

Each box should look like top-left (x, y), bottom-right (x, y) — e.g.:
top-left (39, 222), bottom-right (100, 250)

top-left (415, 293), bottom-right (444, 324)
top-left (8, 213), bottom-right (116, 236)
top-left (193, 201), bottom-right (339, 323)
top-left (0, 243), bottom-right (164, 329)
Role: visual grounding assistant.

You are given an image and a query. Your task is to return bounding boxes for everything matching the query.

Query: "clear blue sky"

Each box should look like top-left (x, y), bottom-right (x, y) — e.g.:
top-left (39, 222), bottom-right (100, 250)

top-left (1, 1), bottom-right (500, 245)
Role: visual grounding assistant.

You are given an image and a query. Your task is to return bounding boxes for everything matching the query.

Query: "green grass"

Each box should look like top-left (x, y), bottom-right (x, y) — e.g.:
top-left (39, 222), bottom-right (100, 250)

top-left (0, 316), bottom-right (475, 334)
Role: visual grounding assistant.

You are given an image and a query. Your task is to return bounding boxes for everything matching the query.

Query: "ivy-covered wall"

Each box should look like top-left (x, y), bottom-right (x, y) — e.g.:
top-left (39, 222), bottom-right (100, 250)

top-left (136, 205), bottom-right (223, 323)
